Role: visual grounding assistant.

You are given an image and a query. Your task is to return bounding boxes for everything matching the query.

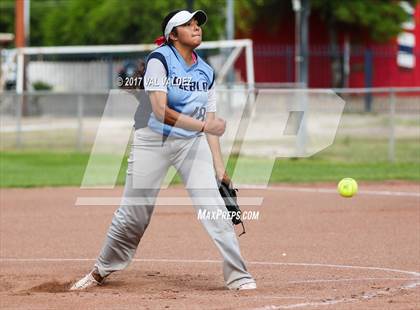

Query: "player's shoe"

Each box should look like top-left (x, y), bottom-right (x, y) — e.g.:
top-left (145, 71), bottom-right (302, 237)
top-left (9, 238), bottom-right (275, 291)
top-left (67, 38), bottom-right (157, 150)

top-left (70, 270), bottom-right (103, 291)
top-left (228, 281), bottom-right (257, 290)
top-left (237, 282), bottom-right (257, 290)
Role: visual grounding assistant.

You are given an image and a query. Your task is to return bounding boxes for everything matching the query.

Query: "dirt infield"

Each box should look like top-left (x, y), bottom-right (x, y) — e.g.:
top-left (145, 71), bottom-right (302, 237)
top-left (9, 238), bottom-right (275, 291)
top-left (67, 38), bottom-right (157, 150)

top-left (0, 182), bottom-right (419, 309)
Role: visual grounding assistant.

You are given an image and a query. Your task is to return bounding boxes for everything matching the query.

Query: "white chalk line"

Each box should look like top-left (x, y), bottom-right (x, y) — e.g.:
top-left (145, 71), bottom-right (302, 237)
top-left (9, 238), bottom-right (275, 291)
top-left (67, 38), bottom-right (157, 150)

top-left (260, 185), bottom-right (420, 198)
top-left (0, 257), bottom-right (419, 276)
top-left (246, 296), bottom-right (307, 300)
top-left (74, 185), bottom-right (419, 207)
top-left (1, 257), bottom-right (419, 276)
top-left (287, 277), bottom-right (417, 284)
top-left (1, 257), bottom-right (418, 309)
top-left (248, 261), bottom-right (420, 278)
top-left (253, 298), bottom-right (354, 310)
top-left (268, 186), bottom-right (420, 197)
top-left (253, 280), bottom-right (420, 310)
top-left (247, 261), bottom-right (420, 310)
top-left (188, 295), bottom-right (310, 301)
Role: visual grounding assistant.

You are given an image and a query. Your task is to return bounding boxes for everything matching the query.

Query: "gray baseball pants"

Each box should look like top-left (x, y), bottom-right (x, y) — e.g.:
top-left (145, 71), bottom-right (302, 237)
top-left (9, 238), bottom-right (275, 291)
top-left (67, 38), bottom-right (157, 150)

top-left (94, 126), bottom-right (254, 288)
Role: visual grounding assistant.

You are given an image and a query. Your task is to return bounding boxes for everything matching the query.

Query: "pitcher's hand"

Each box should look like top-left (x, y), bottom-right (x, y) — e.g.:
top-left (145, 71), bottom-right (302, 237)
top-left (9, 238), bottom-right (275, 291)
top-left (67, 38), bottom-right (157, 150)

top-left (203, 118), bottom-right (226, 136)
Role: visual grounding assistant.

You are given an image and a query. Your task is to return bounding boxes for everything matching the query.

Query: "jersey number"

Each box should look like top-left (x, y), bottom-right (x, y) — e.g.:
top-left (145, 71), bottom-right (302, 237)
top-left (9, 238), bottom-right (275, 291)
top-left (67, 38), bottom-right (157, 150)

top-left (190, 107), bottom-right (206, 121)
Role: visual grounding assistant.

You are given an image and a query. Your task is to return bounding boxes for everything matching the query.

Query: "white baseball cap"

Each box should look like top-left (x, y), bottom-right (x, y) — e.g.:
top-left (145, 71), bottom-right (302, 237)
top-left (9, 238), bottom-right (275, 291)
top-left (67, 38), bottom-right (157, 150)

top-left (164, 10), bottom-right (207, 41)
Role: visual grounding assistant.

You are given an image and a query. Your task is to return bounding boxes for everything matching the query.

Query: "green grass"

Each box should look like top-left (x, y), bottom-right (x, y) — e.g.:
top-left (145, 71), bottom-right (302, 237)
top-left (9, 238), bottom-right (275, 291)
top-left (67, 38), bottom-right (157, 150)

top-left (1, 151), bottom-right (418, 188)
top-left (0, 152), bottom-right (127, 188)
top-left (271, 159), bottom-right (417, 182)
top-left (315, 137), bottom-right (420, 163)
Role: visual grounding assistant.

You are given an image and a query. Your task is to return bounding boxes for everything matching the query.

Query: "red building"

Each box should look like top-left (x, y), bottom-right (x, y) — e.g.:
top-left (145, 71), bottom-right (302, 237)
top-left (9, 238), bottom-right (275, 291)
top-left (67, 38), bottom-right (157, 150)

top-left (237, 3), bottom-right (420, 88)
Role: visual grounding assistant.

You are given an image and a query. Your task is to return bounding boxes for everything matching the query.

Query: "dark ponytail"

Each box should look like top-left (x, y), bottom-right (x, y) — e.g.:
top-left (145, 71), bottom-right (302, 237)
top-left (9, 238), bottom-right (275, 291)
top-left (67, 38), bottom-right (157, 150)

top-left (161, 9), bottom-right (183, 44)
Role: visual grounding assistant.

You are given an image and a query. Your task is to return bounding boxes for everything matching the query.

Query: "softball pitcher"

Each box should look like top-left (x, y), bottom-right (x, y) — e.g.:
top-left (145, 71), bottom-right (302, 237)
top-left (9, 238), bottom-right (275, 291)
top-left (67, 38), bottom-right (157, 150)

top-left (71, 9), bottom-right (256, 291)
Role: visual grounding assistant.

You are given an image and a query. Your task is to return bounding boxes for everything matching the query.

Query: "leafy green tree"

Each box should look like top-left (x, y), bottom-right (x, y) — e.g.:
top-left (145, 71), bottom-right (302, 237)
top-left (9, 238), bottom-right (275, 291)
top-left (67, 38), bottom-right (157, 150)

top-left (312, 0), bottom-right (418, 43)
top-left (236, 0), bottom-right (417, 42)
top-left (0, 0), bottom-right (15, 36)
top-left (237, 0), bottom-right (418, 87)
top-left (2, 0), bottom-right (418, 87)
top-left (235, 0), bottom-right (291, 37)
top-left (311, 0), bottom-right (418, 87)
top-left (1, 0), bottom-right (225, 46)
top-left (0, 0), bottom-right (64, 46)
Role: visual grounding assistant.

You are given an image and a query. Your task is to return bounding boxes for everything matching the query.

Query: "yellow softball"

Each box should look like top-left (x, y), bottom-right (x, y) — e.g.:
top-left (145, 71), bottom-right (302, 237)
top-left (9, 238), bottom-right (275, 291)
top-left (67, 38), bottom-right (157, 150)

top-left (337, 178), bottom-right (358, 198)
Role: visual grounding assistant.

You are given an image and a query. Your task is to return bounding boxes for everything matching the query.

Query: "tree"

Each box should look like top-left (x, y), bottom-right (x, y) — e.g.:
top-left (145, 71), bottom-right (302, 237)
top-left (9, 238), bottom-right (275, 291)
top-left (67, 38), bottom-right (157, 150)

top-left (0, 0), bottom-right (15, 36)
top-left (235, 0), bottom-right (291, 37)
top-left (0, 0), bottom-right (49, 46)
top-left (312, 0), bottom-right (418, 43)
top-left (311, 0), bottom-right (419, 87)
top-left (236, 0), bottom-right (418, 87)
top-left (0, 0), bottom-right (226, 46)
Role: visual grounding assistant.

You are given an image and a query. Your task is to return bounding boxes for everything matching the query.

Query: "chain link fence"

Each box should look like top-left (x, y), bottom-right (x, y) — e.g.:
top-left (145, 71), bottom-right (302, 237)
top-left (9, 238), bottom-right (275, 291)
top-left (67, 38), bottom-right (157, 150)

top-left (1, 87), bottom-right (419, 163)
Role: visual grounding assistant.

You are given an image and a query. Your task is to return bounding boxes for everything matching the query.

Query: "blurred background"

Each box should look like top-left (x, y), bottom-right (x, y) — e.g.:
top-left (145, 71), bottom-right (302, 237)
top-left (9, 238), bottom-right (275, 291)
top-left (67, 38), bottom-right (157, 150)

top-left (0, 0), bottom-right (419, 186)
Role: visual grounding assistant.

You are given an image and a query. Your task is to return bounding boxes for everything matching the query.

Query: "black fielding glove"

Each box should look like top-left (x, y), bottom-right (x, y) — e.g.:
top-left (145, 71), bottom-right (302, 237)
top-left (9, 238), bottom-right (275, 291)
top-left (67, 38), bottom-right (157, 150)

top-left (217, 179), bottom-right (246, 236)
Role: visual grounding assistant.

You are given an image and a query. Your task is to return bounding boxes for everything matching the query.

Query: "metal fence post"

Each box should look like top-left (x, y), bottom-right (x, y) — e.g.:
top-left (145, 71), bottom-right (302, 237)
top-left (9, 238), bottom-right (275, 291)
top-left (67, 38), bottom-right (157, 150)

top-left (286, 46), bottom-right (293, 82)
top-left (388, 89), bottom-right (396, 162)
top-left (77, 94), bottom-right (84, 151)
top-left (15, 93), bottom-right (22, 149)
top-left (108, 57), bottom-right (114, 89)
top-left (364, 49), bottom-right (373, 112)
